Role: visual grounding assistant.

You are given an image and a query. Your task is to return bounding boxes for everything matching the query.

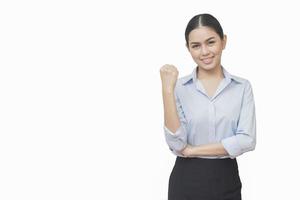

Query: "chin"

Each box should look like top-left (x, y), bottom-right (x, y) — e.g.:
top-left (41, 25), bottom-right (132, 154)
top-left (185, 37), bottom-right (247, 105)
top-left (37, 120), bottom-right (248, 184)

top-left (198, 63), bottom-right (217, 71)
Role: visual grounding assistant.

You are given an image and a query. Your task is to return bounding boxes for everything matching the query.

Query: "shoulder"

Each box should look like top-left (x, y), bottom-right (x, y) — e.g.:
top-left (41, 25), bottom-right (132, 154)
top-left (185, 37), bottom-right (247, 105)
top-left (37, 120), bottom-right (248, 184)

top-left (179, 73), bottom-right (193, 85)
top-left (173, 74), bottom-right (193, 97)
top-left (230, 74), bottom-right (254, 89)
top-left (231, 76), bottom-right (256, 102)
top-left (230, 74), bottom-right (249, 84)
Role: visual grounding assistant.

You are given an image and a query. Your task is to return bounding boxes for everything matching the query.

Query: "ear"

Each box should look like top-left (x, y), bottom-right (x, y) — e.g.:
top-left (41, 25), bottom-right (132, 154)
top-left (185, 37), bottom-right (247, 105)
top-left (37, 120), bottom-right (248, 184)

top-left (222, 34), bottom-right (227, 50)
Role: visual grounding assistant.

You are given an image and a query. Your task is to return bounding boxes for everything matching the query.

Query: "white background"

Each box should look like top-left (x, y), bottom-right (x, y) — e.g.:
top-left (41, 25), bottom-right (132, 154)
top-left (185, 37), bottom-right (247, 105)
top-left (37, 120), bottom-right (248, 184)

top-left (1, 0), bottom-right (299, 199)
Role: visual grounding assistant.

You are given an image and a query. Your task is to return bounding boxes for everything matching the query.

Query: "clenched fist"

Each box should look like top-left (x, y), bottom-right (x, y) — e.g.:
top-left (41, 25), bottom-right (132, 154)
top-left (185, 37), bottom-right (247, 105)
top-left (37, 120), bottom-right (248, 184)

top-left (160, 64), bottom-right (179, 93)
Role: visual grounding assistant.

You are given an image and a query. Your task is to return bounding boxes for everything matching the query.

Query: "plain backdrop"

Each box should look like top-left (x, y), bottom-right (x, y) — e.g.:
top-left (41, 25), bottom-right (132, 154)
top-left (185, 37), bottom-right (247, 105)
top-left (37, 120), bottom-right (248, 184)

top-left (1, 0), bottom-right (300, 199)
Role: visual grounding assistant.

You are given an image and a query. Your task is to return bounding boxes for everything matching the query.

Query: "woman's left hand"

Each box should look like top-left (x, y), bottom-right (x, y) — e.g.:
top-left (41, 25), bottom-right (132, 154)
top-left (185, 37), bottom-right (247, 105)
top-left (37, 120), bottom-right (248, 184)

top-left (180, 144), bottom-right (195, 157)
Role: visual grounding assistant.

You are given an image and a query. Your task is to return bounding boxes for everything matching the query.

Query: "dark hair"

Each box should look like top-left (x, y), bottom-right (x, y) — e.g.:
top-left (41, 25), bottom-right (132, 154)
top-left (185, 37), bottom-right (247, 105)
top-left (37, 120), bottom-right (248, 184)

top-left (185, 13), bottom-right (224, 47)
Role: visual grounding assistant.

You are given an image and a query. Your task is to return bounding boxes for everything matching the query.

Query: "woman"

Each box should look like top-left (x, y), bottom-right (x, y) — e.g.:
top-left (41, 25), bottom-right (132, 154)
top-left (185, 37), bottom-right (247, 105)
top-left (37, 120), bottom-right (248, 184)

top-left (160, 13), bottom-right (256, 200)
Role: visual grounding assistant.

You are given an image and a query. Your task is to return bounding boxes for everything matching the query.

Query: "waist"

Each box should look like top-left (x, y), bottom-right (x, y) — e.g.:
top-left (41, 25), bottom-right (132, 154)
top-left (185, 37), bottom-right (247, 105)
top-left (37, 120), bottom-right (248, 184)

top-left (175, 156), bottom-right (238, 168)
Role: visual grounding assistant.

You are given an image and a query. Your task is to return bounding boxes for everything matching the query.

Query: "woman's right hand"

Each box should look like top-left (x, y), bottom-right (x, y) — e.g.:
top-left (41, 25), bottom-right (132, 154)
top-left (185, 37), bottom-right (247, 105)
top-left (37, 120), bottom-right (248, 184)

top-left (160, 64), bottom-right (179, 93)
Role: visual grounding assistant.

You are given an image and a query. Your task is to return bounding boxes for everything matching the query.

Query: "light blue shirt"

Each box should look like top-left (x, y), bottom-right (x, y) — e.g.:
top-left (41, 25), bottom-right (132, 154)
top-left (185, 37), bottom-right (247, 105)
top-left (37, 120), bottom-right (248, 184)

top-left (164, 66), bottom-right (256, 159)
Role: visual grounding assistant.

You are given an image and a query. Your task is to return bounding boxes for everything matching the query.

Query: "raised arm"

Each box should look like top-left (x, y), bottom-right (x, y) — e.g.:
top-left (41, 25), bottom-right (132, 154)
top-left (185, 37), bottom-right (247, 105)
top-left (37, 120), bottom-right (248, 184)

top-left (160, 65), bottom-right (188, 155)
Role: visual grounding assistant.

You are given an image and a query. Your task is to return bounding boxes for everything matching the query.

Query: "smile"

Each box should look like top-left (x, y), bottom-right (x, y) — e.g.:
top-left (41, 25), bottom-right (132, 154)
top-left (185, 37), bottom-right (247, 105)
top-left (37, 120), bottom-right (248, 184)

top-left (201, 57), bottom-right (214, 64)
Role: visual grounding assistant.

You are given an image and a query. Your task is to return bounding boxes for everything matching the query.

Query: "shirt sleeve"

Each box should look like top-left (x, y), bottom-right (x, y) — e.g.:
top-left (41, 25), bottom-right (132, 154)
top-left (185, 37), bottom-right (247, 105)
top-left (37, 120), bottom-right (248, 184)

top-left (163, 87), bottom-right (188, 156)
top-left (221, 80), bottom-right (256, 159)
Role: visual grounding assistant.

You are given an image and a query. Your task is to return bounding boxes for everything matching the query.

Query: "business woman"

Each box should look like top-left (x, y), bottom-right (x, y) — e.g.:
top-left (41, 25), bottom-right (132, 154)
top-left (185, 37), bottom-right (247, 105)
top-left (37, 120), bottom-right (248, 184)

top-left (160, 13), bottom-right (256, 200)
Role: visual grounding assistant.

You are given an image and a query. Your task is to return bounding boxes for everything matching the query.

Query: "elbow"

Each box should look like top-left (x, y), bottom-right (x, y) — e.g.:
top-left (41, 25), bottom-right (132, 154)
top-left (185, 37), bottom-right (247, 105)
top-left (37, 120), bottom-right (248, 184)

top-left (167, 138), bottom-right (187, 152)
top-left (222, 134), bottom-right (256, 159)
top-left (164, 125), bottom-right (188, 152)
top-left (242, 137), bottom-right (256, 152)
top-left (250, 139), bottom-right (256, 151)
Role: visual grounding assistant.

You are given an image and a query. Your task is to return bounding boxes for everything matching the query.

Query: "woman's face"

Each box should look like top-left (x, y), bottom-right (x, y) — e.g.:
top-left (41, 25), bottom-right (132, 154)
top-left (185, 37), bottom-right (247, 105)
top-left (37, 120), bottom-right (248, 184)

top-left (186, 26), bottom-right (227, 71)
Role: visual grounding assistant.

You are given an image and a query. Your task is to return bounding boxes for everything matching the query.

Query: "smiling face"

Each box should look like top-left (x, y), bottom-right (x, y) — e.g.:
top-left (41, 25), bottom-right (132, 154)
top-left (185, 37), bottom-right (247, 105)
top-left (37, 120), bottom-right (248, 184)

top-left (186, 26), bottom-right (227, 71)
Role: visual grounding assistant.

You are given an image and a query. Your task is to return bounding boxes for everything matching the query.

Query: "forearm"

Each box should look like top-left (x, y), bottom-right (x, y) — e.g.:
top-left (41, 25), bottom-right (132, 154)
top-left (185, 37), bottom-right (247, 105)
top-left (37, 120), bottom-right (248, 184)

top-left (182, 143), bottom-right (229, 157)
top-left (162, 89), bottom-right (181, 133)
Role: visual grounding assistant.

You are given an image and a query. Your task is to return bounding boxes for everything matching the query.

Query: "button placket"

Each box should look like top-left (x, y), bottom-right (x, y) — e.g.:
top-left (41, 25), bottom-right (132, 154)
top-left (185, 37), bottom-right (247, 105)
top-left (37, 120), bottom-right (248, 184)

top-left (208, 101), bottom-right (216, 142)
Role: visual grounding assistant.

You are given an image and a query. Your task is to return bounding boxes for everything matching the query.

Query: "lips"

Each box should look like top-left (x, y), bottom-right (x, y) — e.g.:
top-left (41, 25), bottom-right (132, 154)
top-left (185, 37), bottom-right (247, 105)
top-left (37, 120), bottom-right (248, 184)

top-left (201, 57), bottom-right (214, 64)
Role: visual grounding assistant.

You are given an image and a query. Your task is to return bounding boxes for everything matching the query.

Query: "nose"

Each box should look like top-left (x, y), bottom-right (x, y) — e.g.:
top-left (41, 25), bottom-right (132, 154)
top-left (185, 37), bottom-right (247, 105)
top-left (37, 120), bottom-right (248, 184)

top-left (200, 45), bottom-right (209, 56)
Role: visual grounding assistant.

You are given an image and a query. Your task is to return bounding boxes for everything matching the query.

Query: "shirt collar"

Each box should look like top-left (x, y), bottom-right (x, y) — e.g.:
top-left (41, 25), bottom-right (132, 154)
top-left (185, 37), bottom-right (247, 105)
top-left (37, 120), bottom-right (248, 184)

top-left (181, 65), bottom-right (243, 85)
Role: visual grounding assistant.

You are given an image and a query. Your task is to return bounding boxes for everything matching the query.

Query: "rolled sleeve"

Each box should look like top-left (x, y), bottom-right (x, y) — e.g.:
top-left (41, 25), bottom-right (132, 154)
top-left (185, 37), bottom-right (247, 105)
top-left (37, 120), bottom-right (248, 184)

top-left (163, 87), bottom-right (188, 154)
top-left (221, 80), bottom-right (256, 158)
top-left (164, 125), bottom-right (187, 152)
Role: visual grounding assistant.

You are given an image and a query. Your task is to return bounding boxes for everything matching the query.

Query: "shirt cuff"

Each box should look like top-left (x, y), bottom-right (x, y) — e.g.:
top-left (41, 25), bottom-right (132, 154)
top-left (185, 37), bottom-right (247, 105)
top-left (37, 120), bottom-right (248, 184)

top-left (163, 125), bottom-right (187, 152)
top-left (164, 125), bottom-right (182, 136)
top-left (221, 136), bottom-right (243, 159)
top-left (169, 147), bottom-right (186, 157)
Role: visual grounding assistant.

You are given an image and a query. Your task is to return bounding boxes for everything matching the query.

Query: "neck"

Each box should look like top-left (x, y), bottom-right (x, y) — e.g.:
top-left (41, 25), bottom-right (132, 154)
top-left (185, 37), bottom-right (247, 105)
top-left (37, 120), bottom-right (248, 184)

top-left (197, 65), bottom-right (224, 80)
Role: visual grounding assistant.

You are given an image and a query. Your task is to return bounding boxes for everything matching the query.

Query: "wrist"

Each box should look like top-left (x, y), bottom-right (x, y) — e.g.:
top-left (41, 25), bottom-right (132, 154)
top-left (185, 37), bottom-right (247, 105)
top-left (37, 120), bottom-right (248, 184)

top-left (162, 87), bottom-right (175, 94)
top-left (189, 146), bottom-right (196, 156)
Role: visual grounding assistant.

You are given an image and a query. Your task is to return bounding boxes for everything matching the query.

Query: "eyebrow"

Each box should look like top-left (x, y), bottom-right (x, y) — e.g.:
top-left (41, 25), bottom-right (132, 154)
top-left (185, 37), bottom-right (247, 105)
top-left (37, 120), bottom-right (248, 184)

top-left (190, 37), bottom-right (216, 44)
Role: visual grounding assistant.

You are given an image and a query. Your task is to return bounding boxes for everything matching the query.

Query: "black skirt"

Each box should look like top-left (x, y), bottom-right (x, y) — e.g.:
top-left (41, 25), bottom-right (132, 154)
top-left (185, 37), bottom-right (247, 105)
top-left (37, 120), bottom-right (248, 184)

top-left (168, 156), bottom-right (242, 200)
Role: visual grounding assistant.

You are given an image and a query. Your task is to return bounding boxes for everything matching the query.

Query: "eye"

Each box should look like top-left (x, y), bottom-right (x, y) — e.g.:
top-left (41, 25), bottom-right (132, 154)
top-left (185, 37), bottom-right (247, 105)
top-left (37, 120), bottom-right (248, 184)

top-left (192, 45), bottom-right (200, 48)
top-left (208, 41), bottom-right (215, 45)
